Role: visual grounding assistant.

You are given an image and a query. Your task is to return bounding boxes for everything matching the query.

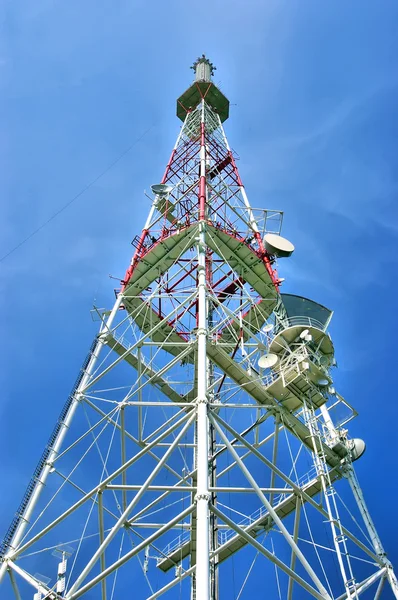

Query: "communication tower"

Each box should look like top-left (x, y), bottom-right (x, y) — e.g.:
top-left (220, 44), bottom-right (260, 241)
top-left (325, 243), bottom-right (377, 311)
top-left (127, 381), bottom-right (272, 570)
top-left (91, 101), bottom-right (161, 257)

top-left (1, 56), bottom-right (397, 600)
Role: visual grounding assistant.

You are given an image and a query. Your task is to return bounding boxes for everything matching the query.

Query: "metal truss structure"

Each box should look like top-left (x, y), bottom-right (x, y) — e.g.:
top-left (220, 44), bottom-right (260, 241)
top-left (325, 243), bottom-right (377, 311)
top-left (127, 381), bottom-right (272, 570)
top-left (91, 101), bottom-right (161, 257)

top-left (1, 56), bottom-right (397, 600)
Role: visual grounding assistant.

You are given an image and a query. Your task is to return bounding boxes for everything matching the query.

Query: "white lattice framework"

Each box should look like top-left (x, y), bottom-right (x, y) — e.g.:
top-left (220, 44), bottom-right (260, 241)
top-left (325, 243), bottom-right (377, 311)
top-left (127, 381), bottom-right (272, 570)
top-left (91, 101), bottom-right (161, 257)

top-left (1, 59), bottom-right (397, 600)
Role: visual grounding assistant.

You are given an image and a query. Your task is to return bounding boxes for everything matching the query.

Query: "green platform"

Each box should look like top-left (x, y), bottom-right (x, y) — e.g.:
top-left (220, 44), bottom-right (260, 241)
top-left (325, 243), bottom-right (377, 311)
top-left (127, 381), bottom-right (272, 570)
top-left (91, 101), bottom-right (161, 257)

top-left (177, 81), bottom-right (229, 122)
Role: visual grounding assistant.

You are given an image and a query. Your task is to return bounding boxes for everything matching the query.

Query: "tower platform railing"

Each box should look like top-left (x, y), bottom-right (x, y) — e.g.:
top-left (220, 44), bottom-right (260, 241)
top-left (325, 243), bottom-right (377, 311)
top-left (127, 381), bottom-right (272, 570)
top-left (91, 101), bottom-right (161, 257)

top-left (275, 315), bottom-right (328, 333)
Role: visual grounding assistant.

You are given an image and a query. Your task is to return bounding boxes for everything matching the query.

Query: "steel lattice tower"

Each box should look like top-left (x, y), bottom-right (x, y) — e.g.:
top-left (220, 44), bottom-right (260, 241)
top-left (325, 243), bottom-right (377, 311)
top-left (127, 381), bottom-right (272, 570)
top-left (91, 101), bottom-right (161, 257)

top-left (1, 57), bottom-right (397, 600)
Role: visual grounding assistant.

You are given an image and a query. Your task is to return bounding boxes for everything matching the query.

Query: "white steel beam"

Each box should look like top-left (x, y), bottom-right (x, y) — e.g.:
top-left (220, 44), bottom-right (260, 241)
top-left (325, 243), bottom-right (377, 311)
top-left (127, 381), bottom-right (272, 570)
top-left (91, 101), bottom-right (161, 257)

top-left (302, 401), bottom-right (353, 596)
top-left (346, 466), bottom-right (386, 558)
top-left (212, 411), bottom-right (382, 566)
top-left (67, 412), bottom-right (195, 596)
top-left (0, 295), bottom-right (124, 584)
top-left (9, 409), bottom-right (194, 561)
top-left (287, 495), bottom-right (301, 600)
top-left (107, 485), bottom-right (292, 493)
top-left (210, 505), bottom-right (326, 600)
top-left (7, 568), bottom-right (22, 600)
top-left (7, 560), bottom-right (52, 597)
top-left (210, 414), bottom-right (332, 599)
top-left (269, 414), bottom-right (280, 507)
top-left (335, 568), bottom-right (387, 600)
top-left (374, 575), bottom-right (386, 600)
top-left (66, 505), bottom-right (195, 600)
top-left (120, 405), bottom-right (127, 511)
top-left (98, 491), bottom-right (107, 600)
top-left (194, 99), bottom-right (210, 600)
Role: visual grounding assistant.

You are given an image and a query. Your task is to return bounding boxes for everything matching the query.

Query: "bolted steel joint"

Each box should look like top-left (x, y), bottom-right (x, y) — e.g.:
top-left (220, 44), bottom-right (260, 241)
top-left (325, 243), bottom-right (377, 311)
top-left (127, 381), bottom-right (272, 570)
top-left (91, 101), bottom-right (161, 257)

top-left (196, 396), bottom-right (208, 405)
top-left (196, 327), bottom-right (208, 336)
top-left (195, 492), bottom-right (211, 503)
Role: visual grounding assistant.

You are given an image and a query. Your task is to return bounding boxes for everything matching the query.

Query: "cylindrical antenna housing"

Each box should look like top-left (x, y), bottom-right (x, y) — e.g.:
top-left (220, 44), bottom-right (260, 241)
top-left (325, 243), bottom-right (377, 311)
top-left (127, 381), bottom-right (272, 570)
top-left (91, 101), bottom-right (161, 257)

top-left (192, 55), bottom-right (215, 83)
top-left (195, 60), bottom-right (211, 82)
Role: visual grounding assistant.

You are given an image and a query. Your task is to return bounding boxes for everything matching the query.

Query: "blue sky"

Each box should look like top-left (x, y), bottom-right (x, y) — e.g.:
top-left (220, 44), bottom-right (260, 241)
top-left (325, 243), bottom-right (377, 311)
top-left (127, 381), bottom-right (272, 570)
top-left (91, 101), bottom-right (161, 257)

top-left (1, 0), bottom-right (398, 596)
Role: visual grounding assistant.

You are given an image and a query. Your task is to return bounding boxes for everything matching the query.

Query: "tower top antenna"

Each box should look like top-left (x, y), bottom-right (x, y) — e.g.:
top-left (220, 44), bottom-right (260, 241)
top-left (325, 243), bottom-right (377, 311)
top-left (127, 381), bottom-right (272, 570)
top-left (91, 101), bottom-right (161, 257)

top-left (190, 54), bottom-right (216, 82)
top-left (177, 55), bottom-right (228, 122)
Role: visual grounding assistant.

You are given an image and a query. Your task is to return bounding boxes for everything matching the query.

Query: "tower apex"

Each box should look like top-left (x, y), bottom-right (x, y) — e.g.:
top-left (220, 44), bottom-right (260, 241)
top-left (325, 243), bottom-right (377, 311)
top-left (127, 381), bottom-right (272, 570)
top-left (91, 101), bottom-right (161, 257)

top-left (177, 55), bottom-right (229, 122)
top-left (190, 54), bottom-right (216, 82)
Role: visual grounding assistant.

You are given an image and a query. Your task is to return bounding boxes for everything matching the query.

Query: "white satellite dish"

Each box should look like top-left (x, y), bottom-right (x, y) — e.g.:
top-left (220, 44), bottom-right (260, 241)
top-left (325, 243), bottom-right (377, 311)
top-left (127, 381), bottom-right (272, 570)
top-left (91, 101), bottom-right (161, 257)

top-left (151, 184), bottom-right (173, 196)
top-left (258, 353), bottom-right (279, 369)
top-left (263, 323), bottom-right (274, 333)
top-left (317, 378), bottom-right (329, 387)
top-left (350, 438), bottom-right (366, 461)
top-left (263, 233), bottom-right (295, 258)
top-left (299, 329), bottom-right (310, 339)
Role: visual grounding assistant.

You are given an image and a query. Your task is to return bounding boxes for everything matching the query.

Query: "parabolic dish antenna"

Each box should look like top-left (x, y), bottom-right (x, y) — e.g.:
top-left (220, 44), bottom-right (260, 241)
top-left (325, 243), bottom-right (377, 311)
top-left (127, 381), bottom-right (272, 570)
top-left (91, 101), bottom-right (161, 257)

top-left (263, 323), bottom-right (274, 333)
top-left (317, 378), bottom-right (329, 387)
top-left (263, 233), bottom-right (295, 258)
top-left (258, 353), bottom-right (279, 369)
top-left (350, 438), bottom-right (366, 461)
top-left (151, 183), bottom-right (173, 196)
top-left (299, 329), bottom-right (310, 339)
